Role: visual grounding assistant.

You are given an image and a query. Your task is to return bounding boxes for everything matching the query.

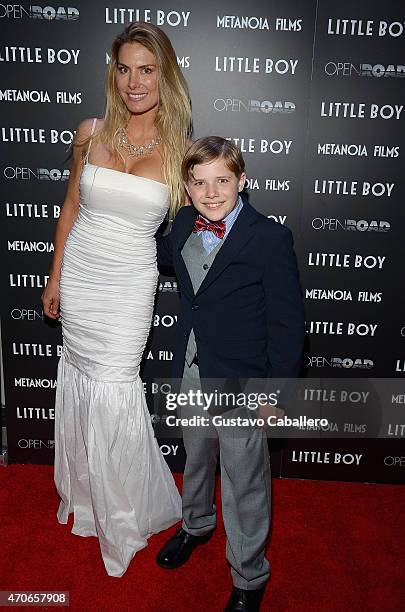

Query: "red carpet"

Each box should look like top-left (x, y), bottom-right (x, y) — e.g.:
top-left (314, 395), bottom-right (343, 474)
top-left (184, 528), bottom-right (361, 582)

top-left (1, 465), bottom-right (404, 611)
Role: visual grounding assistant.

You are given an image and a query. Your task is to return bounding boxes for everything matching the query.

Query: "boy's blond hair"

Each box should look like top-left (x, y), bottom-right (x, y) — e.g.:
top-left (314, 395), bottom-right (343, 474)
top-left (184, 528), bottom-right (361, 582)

top-left (182, 136), bottom-right (245, 182)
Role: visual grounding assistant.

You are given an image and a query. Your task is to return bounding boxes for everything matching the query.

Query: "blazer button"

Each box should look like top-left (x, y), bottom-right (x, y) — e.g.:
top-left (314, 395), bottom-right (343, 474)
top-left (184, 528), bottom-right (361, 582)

top-left (192, 304), bottom-right (199, 311)
top-left (202, 263), bottom-right (209, 270)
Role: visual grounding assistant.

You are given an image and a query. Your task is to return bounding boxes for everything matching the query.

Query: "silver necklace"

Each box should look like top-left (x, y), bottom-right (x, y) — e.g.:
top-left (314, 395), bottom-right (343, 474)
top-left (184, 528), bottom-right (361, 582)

top-left (118, 127), bottom-right (161, 158)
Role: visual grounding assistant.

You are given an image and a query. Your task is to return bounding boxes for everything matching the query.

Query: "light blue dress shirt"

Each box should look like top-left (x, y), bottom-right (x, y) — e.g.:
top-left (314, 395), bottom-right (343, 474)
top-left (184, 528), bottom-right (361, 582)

top-left (195, 196), bottom-right (244, 254)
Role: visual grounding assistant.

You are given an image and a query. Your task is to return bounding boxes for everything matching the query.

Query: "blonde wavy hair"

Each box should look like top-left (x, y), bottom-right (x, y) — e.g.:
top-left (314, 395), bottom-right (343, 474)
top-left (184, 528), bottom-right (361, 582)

top-left (79, 22), bottom-right (192, 217)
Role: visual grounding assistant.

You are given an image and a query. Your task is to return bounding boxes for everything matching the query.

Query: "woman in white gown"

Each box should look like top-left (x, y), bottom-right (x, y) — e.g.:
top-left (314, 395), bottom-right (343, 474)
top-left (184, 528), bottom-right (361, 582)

top-left (41, 22), bottom-right (192, 577)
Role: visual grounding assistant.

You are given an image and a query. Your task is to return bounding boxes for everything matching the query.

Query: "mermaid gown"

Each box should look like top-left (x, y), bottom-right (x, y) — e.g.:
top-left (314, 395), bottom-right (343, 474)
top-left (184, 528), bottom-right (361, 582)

top-left (54, 161), bottom-right (181, 577)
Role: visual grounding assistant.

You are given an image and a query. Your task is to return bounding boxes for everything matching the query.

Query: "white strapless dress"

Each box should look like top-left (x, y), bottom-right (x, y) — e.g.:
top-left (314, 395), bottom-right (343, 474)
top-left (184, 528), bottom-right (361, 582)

top-left (54, 163), bottom-right (181, 577)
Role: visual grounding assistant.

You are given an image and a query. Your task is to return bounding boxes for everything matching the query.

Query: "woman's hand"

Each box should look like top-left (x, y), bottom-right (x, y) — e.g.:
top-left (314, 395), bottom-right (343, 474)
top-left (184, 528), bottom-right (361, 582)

top-left (41, 277), bottom-right (60, 319)
top-left (40, 119), bottom-right (93, 321)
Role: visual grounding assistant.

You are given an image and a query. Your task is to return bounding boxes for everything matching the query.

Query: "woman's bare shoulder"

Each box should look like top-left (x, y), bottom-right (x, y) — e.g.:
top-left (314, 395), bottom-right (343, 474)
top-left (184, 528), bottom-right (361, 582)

top-left (75, 117), bottom-right (104, 141)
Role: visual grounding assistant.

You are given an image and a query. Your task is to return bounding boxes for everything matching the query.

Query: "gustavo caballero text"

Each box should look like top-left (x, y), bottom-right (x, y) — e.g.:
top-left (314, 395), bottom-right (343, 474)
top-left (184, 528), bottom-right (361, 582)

top-left (165, 415), bottom-right (328, 428)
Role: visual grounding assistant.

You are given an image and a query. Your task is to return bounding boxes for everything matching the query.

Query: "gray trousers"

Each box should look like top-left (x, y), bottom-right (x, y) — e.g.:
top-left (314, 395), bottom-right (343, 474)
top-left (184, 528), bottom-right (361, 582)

top-left (180, 361), bottom-right (272, 590)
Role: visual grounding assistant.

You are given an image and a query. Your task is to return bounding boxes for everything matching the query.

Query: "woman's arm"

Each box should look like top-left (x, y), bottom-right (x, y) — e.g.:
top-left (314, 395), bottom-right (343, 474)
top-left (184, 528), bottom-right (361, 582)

top-left (41, 118), bottom-right (94, 319)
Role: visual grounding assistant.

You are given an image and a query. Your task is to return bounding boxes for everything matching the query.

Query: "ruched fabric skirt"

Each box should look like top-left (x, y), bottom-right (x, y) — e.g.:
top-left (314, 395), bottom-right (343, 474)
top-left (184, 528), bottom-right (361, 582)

top-left (54, 208), bottom-right (181, 577)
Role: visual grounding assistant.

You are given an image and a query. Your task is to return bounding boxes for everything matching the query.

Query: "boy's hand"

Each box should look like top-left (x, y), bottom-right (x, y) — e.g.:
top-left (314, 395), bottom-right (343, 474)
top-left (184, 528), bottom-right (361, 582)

top-left (258, 403), bottom-right (285, 423)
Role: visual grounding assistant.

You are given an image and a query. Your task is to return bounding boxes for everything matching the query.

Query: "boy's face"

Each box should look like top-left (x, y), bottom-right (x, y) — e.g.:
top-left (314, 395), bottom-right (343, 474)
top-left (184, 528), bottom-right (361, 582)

top-left (185, 158), bottom-right (246, 222)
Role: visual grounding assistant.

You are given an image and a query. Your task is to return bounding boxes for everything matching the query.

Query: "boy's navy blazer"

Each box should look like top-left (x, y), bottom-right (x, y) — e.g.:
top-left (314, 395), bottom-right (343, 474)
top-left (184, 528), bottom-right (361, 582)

top-left (157, 197), bottom-right (305, 380)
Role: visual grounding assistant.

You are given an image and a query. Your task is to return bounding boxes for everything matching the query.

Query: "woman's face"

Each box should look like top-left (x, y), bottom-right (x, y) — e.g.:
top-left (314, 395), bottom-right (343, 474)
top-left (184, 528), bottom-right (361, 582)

top-left (115, 42), bottom-right (159, 116)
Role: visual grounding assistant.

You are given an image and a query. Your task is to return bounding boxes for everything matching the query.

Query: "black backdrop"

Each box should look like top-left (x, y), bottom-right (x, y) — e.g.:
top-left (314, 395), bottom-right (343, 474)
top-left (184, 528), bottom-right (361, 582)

top-left (1, 0), bottom-right (404, 483)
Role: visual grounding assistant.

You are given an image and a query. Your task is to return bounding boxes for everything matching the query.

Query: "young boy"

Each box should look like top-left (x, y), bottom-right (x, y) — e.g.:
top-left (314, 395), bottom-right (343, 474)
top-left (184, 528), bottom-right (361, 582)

top-left (155, 137), bottom-right (305, 611)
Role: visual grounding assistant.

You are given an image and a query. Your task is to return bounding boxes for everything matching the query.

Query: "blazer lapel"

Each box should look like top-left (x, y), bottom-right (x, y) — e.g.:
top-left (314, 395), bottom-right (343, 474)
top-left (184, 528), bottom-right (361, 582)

top-left (174, 206), bottom-right (198, 298)
top-left (196, 200), bottom-right (258, 296)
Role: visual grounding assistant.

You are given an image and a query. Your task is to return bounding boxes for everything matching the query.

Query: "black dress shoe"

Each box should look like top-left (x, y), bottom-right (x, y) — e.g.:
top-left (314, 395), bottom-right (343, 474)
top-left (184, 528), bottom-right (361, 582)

top-left (156, 527), bottom-right (212, 569)
top-left (224, 587), bottom-right (265, 612)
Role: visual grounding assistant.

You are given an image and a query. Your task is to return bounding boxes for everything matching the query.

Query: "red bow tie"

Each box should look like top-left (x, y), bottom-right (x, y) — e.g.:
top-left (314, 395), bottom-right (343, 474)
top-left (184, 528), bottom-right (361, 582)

top-left (192, 215), bottom-right (226, 239)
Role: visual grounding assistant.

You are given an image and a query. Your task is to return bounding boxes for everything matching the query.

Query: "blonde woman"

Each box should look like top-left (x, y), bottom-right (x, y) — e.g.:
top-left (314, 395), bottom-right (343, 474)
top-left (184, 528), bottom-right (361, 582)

top-left (41, 22), bottom-right (192, 577)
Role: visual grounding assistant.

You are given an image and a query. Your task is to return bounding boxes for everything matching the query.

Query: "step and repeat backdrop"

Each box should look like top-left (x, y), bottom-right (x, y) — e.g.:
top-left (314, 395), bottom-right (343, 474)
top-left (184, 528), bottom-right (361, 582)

top-left (1, 0), bottom-right (404, 483)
